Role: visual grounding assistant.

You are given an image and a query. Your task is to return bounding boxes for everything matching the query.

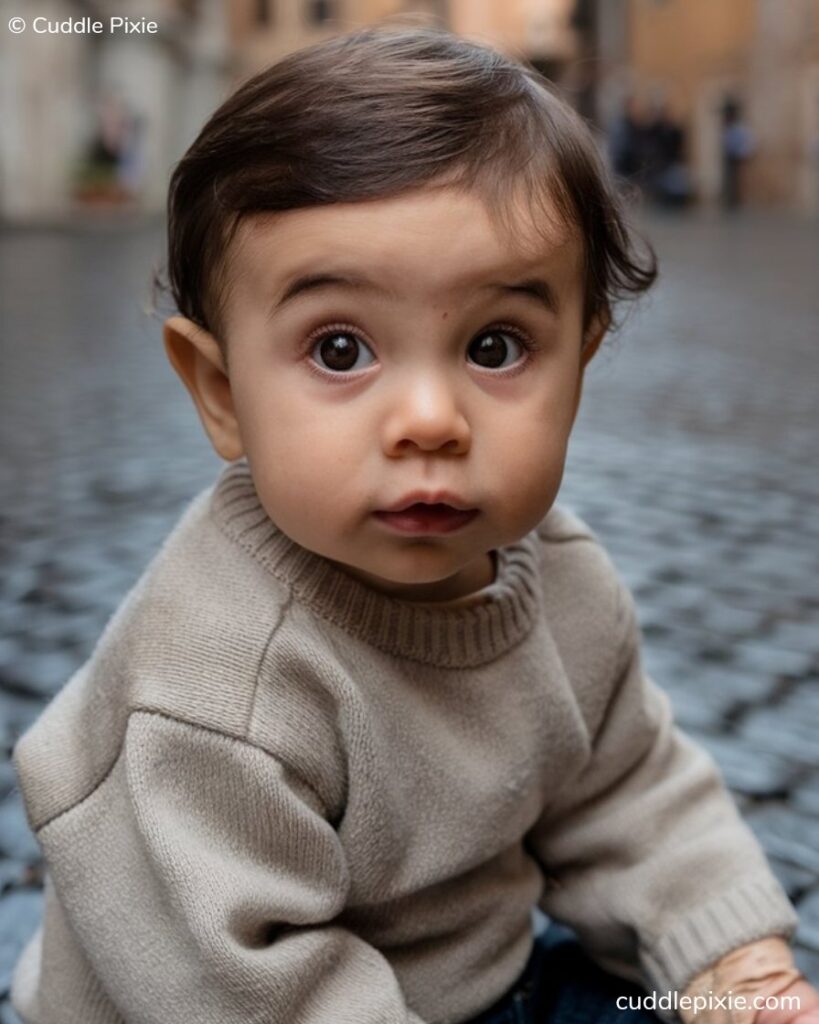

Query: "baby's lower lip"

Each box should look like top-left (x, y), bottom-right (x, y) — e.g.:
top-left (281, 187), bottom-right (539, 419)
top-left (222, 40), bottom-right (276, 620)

top-left (373, 503), bottom-right (479, 535)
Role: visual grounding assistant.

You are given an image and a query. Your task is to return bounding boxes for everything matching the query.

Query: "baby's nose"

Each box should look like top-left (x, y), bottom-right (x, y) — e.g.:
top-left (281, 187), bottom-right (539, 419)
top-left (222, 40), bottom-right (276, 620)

top-left (381, 375), bottom-right (471, 455)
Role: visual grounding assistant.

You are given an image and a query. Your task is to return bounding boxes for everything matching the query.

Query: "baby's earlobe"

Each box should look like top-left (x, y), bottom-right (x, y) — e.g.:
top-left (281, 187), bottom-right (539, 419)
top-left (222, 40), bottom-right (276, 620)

top-left (163, 317), bottom-right (244, 462)
top-left (580, 312), bottom-right (609, 368)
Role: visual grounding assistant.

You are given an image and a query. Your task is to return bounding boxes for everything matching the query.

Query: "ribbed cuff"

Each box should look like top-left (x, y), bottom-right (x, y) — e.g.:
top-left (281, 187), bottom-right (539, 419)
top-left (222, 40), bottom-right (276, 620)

top-left (641, 874), bottom-right (800, 997)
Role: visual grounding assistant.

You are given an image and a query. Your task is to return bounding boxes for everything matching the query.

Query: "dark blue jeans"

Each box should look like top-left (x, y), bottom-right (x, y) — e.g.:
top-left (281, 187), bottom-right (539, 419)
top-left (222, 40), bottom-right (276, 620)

top-left (461, 923), bottom-right (665, 1024)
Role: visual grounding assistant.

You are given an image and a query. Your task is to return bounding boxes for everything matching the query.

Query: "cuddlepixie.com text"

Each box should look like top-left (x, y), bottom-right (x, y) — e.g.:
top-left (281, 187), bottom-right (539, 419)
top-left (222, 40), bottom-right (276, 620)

top-left (616, 991), bottom-right (801, 1015)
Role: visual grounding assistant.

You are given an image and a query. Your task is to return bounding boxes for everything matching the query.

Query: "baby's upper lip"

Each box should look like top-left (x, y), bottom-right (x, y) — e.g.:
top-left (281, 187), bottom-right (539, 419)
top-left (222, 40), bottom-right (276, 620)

top-left (379, 491), bottom-right (476, 513)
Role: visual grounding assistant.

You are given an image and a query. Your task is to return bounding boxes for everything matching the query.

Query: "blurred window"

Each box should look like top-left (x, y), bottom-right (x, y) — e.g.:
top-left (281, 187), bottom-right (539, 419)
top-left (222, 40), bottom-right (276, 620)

top-left (255, 0), bottom-right (273, 25)
top-left (399, 0), bottom-right (448, 18)
top-left (306, 0), bottom-right (335, 24)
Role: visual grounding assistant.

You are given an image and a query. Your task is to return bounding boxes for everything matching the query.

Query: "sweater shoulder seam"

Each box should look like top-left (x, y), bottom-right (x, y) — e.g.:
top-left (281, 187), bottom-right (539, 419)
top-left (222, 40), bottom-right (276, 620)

top-left (245, 590), bottom-right (296, 739)
top-left (536, 508), bottom-right (629, 688)
top-left (34, 705), bottom-right (319, 834)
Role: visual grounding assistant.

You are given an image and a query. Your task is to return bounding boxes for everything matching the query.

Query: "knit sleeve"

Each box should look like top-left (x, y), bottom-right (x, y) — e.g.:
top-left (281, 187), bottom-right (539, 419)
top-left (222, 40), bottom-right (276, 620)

top-left (36, 709), bottom-right (427, 1024)
top-left (525, 582), bottom-right (799, 1002)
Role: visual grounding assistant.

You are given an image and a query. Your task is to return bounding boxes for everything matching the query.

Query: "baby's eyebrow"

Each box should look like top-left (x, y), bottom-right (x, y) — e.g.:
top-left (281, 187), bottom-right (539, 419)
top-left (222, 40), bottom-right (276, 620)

top-left (267, 270), bottom-right (559, 319)
top-left (271, 272), bottom-right (388, 315)
top-left (494, 278), bottom-right (559, 315)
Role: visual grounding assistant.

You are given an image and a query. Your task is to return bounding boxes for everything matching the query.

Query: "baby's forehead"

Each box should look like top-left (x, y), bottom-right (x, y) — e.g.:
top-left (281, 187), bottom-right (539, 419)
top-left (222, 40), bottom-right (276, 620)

top-left (229, 190), bottom-right (582, 302)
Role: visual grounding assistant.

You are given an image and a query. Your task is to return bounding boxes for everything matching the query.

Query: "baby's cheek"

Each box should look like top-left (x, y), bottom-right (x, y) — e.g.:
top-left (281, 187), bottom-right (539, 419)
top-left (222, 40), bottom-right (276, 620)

top-left (497, 416), bottom-right (567, 480)
top-left (491, 439), bottom-right (566, 536)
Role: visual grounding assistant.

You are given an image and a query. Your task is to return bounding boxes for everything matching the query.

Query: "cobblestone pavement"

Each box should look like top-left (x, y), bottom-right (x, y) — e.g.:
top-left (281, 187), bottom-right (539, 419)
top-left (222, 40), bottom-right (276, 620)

top-left (1, 210), bottom-right (818, 1018)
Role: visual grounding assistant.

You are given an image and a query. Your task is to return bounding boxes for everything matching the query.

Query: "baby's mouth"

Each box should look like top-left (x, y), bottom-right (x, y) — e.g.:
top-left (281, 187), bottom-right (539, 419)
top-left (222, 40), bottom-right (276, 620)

top-left (373, 503), bottom-right (479, 535)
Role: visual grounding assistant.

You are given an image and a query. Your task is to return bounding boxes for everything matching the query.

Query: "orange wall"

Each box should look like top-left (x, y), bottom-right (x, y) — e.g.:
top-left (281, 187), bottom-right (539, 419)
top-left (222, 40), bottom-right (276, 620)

top-left (628, 0), bottom-right (756, 116)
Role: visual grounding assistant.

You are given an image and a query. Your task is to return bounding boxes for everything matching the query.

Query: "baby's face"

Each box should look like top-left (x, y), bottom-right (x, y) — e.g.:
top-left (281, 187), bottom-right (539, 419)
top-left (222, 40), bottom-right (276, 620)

top-left (168, 185), bottom-right (602, 602)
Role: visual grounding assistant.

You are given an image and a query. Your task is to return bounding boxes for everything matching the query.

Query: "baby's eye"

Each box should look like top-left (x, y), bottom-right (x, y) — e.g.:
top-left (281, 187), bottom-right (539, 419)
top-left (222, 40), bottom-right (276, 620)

top-left (310, 330), bottom-right (376, 373)
top-left (467, 329), bottom-right (531, 370)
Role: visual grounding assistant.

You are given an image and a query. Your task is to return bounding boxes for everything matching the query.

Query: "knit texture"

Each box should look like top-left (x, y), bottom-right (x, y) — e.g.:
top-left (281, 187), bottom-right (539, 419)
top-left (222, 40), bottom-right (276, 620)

top-left (11, 460), bottom-right (798, 1024)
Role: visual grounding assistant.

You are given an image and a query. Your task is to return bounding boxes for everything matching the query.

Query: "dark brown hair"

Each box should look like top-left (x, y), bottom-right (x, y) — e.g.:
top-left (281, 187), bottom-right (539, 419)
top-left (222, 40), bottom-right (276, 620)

top-left (160, 22), bottom-right (656, 348)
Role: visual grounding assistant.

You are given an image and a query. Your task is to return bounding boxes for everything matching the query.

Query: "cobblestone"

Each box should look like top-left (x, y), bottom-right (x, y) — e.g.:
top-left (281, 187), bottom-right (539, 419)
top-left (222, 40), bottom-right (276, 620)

top-left (765, 858), bottom-right (819, 902)
top-left (692, 733), bottom-right (798, 799)
top-left (745, 805), bottom-right (819, 875)
top-left (765, 618), bottom-right (818, 651)
top-left (0, 1001), bottom-right (22, 1024)
top-left (0, 797), bottom-right (39, 866)
top-left (796, 887), bottom-right (819, 953)
top-left (0, 763), bottom-right (16, 803)
top-left (794, 946), bottom-right (819, 985)
top-left (1, 210), bottom-right (818, 991)
top-left (695, 603), bottom-right (768, 638)
top-left (736, 691), bottom-right (819, 769)
top-left (0, 889), bottom-right (41, 999)
top-left (731, 644), bottom-right (816, 680)
top-left (0, 650), bottom-right (80, 703)
top-left (0, 863), bottom-right (27, 898)
top-left (792, 771), bottom-right (819, 817)
top-left (674, 661), bottom-right (782, 705)
top-left (660, 681), bottom-right (737, 733)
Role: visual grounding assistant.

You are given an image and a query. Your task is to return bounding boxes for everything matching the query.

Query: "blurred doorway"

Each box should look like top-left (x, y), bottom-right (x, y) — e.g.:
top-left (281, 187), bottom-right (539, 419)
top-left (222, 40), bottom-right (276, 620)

top-left (694, 80), bottom-right (739, 205)
top-left (800, 65), bottom-right (819, 214)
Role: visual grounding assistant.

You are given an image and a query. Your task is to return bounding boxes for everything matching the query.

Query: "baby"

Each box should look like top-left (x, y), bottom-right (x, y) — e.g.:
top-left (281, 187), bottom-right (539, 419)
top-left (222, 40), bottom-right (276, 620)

top-left (10, 24), bottom-right (819, 1024)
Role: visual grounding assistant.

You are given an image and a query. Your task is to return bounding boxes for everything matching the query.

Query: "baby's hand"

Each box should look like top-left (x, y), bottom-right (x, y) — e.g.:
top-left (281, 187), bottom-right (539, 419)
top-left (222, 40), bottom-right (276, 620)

top-left (680, 938), bottom-right (814, 1024)
top-left (753, 977), bottom-right (819, 1024)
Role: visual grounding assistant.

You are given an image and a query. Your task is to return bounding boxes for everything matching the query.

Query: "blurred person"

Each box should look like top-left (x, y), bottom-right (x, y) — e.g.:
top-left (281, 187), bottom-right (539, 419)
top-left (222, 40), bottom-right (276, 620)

top-left (76, 92), bottom-right (141, 205)
top-left (609, 94), bottom-right (651, 185)
top-left (118, 111), bottom-right (147, 198)
top-left (9, 25), bottom-right (819, 1024)
top-left (648, 102), bottom-right (692, 207)
top-left (722, 97), bottom-right (756, 210)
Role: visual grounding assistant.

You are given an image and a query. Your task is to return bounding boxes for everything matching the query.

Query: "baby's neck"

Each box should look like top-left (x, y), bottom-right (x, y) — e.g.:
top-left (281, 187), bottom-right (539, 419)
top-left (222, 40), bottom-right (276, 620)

top-left (332, 550), bottom-right (497, 604)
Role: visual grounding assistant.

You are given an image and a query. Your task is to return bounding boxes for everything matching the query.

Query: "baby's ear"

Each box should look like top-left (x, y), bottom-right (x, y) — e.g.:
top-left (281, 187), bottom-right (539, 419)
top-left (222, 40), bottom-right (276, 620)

top-left (580, 309), bottom-right (610, 370)
top-left (163, 316), bottom-right (244, 462)
top-left (570, 310), bottom-right (610, 429)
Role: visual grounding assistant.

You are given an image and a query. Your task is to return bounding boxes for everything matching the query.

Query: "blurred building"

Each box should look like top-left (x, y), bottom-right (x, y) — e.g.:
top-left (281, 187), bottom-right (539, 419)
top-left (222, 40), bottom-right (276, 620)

top-left (597, 0), bottom-right (819, 211)
top-left (8, 0), bottom-right (817, 217)
top-left (226, 0), bottom-right (580, 78)
top-left (0, 0), bottom-right (586, 221)
top-left (0, 0), bottom-right (231, 221)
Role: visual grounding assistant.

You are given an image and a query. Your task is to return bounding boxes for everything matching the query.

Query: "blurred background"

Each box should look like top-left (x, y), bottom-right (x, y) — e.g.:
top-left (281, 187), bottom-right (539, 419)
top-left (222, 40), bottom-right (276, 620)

top-left (1, 1), bottom-right (818, 1018)
top-left (2, 0), bottom-right (819, 218)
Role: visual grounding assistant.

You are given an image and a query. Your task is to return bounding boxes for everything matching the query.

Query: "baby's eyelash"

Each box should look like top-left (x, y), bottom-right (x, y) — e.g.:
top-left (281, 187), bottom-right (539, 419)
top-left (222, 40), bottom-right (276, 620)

top-left (488, 323), bottom-right (539, 351)
top-left (303, 321), bottom-right (540, 354)
top-left (304, 322), bottom-right (364, 349)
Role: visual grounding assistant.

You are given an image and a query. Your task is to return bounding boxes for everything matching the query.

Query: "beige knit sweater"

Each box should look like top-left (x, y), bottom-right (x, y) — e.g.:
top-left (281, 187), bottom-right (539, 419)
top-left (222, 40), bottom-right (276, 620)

top-left (11, 460), bottom-right (798, 1024)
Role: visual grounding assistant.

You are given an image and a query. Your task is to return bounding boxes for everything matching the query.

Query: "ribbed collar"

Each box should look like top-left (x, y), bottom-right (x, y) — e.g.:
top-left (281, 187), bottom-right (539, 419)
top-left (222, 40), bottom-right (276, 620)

top-left (208, 460), bottom-right (544, 668)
